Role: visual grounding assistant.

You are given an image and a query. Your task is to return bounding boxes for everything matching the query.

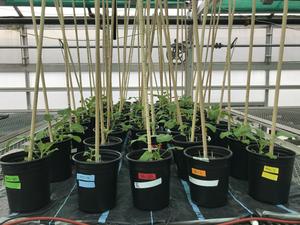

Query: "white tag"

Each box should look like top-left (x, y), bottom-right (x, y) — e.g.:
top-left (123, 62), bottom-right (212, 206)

top-left (192, 156), bottom-right (209, 162)
top-left (134, 178), bottom-right (162, 189)
top-left (189, 176), bottom-right (219, 187)
top-left (71, 148), bottom-right (78, 153)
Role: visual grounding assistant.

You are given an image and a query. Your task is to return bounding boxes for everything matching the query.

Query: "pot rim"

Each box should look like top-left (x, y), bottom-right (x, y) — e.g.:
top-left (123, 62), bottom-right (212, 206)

top-left (0, 150), bottom-right (50, 166)
top-left (83, 136), bottom-right (123, 147)
top-left (246, 144), bottom-right (296, 159)
top-left (184, 145), bottom-right (233, 161)
top-left (72, 149), bottom-right (122, 165)
top-left (126, 149), bottom-right (172, 163)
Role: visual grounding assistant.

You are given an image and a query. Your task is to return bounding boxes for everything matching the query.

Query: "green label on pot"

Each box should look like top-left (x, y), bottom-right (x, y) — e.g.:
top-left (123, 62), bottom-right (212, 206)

top-left (5, 181), bottom-right (21, 190)
top-left (5, 175), bottom-right (20, 183)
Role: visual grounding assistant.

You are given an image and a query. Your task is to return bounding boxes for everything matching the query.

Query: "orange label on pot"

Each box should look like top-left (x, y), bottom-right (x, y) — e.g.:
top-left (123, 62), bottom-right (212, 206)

top-left (192, 168), bottom-right (206, 177)
top-left (263, 166), bottom-right (279, 174)
top-left (262, 171), bottom-right (278, 181)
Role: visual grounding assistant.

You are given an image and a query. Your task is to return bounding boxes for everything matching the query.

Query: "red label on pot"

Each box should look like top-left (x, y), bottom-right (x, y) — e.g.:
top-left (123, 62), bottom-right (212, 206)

top-left (138, 172), bottom-right (157, 180)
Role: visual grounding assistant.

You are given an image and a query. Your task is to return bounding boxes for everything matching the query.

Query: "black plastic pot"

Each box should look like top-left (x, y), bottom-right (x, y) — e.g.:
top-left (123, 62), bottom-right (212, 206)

top-left (0, 151), bottom-right (50, 213)
top-left (81, 119), bottom-right (94, 139)
top-left (83, 136), bottom-right (123, 152)
top-left (247, 144), bottom-right (296, 204)
top-left (73, 150), bottom-right (122, 213)
top-left (130, 126), bottom-right (145, 140)
top-left (227, 137), bottom-right (255, 180)
top-left (184, 145), bottom-right (232, 208)
top-left (126, 149), bottom-right (172, 210)
top-left (172, 134), bottom-right (202, 181)
top-left (71, 126), bottom-right (89, 155)
top-left (49, 137), bottom-right (72, 182)
top-left (207, 121), bottom-right (229, 148)
top-left (109, 129), bottom-right (128, 143)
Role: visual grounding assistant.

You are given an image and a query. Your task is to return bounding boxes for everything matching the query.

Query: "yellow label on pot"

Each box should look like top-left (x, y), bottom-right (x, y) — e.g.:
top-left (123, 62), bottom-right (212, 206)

top-left (263, 166), bottom-right (279, 174)
top-left (192, 168), bottom-right (206, 177)
top-left (261, 171), bottom-right (278, 181)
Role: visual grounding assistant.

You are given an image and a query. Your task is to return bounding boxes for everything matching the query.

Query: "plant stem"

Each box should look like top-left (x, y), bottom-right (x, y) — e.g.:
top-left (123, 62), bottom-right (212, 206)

top-left (269, 0), bottom-right (288, 156)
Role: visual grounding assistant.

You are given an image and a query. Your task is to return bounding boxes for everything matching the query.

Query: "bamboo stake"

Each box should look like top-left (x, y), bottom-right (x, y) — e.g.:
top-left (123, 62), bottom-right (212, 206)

top-left (226, 0), bottom-right (236, 130)
top-left (269, 0), bottom-right (288, 155)
top-left (95, 0), bottom-right (101, 162)
top-left (137, 0), bottom-right (152, 151)
top-left (119, 0), bottom-right (130, 111)
top-left (157, 9), bottom-right (165, 95)
top-left (108, 0), bottom-right (116, 118)
top-left (244, 0), bottom-right (256, 125)
top-left (72, 0), bottom-right (85, 108)
top-left (83, 0), bottom-right (95, 96)
top-left (191, 0), bottom-right (209, 158)
top-left (174, 0), bottom-right (180, 83)
top-left (207, 0), bottom-right (222, 104)
top-left (217, 0), bottom-right (235, 124)
top-left (29, 0), bottom-right (53, 143)
top-left (145, 0), bottom-right (156, 134)
top-left (55, 0), bottom-right (72, 110)
top-left (190, 0), bottom-right (209, 142)
top-left (28, 0), bottom-right (46, 161)
top-left (160, 1), bottom-right (183, 127)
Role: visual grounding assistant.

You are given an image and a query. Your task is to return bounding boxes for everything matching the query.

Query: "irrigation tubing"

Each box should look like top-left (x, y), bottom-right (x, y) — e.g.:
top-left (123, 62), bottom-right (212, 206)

top-left (3, 216), bottom-right (88, 225)
top-left (217, 217), bottom-right (300, 225)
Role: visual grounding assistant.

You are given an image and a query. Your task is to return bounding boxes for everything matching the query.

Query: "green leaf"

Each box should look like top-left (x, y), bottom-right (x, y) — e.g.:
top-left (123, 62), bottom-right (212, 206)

top-left (44, 114), bottom-right (53, 122)
top-left (156, 134), bottom-right (173, 143)
top-left (206, 123), bottom-right (216, 133)
top-left (220, 131), bottom-right (232, 139)
top-left (139, 151), bottom-right (154, 161)
top-left (69, 135), bottom-right (81, 143)
top-left (70, 123), bottom-right (84, 133)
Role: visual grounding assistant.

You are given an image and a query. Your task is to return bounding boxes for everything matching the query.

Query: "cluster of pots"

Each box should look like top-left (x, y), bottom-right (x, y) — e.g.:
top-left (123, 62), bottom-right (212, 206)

top-left (0, 116), bottom-right (296, 213)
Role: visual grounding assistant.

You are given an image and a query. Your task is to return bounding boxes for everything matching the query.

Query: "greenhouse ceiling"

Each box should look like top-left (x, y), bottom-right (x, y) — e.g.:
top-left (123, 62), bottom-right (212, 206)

top-left (1, 0), bottom-right (300, 14)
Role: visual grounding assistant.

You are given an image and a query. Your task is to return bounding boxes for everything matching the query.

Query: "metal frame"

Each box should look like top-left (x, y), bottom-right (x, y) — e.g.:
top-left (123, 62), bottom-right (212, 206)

top-left (0, 22), bottom-right (300, 109)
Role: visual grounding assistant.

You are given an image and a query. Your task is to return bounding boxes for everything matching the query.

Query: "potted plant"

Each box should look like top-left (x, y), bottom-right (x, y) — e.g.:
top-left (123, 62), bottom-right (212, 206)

top-left (0, 137), bottom-right (55, 212)
top-left (72, 3), bottom-right (122, 213)
top-left (183, 0), bottom-right (233, 208)
top-left (246, 0), bottom-right (295, 205)
top-left (40, 109), bottom-right (84, 182)
top-left (126, 134), bottom-right (172, 210)
top-left (246, 128), bottom-right (296, 204)
top-left (220, 123), bottom-right (257, 179)
top-left (125, 0), bottom-right (173, 210)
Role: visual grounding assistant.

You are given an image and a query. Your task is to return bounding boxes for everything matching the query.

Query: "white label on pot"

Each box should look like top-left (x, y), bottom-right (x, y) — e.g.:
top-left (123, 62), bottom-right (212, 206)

top-left (77, 173), bottom-right (95, 182)
top-left (78, 180), bottom-right (95, 188)
top-left (192, 156), bottom-right (209, 162)
top-left (134, 178), bottom-right (162, 189)
top-left (71, 148), bottom-right (78, 153)
top-left (189, 176), bottom-right (219, 187)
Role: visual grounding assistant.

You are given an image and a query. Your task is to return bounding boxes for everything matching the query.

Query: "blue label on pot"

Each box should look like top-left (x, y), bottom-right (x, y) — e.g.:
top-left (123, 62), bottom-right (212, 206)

top-left (76, 173), bottom-right (95, 182)
top-left (78, 180), bottom-right (95, 188)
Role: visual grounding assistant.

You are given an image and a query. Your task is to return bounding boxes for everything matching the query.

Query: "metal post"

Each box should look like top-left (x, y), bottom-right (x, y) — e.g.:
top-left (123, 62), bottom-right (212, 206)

top-left (264, 24), bottom-right (273, 106)
top-left (185, 4), bottom-right (193, 97)
top-left (20, 26), bottom-right (31, 110)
